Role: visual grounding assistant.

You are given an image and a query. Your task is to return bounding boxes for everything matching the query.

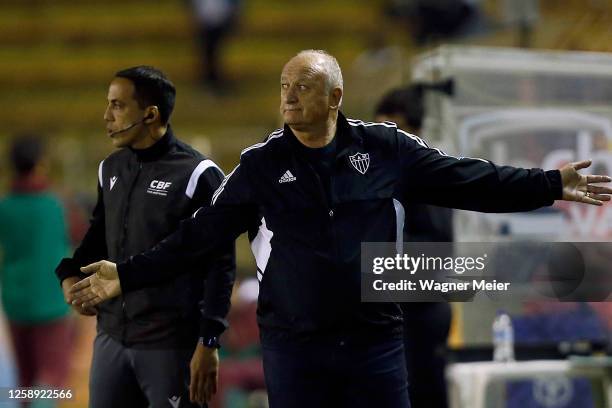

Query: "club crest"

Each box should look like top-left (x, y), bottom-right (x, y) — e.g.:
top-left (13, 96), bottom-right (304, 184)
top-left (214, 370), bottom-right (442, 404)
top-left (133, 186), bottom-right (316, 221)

top-left (349, 152), bottom-right (370, 175)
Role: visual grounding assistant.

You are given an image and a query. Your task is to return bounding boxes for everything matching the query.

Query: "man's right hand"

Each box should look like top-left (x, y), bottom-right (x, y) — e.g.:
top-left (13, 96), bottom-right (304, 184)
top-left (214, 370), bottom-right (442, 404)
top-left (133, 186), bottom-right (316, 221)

top-left (69, 260), bottom-right (122, 308)
top-left (189, 343), bottom-right (219, 405)
top-left (61, 276), bottom-right (97, 316)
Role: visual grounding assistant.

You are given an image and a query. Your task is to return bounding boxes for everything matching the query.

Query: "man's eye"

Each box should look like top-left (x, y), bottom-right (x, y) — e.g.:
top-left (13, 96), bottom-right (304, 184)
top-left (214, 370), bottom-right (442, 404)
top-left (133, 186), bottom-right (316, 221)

top-left (281, 84), bottom-right (289, 89)
top-left (298, 85), bottom-right (308, 91)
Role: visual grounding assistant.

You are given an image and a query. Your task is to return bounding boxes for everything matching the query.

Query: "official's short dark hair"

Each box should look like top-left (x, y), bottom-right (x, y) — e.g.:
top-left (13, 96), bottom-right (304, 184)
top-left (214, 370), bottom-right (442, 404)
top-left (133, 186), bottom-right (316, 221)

top-left (375, 84), bottom-right (424, 130)
top-left (114, 66), bottom-right (176, 125)
top-left (10, 134), bottom-right (45, 175)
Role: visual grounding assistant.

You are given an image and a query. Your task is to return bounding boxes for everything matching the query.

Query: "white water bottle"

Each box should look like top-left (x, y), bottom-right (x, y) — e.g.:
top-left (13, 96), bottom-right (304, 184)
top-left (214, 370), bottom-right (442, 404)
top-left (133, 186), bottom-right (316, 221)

top-left (492, 310), bottom-right (515, 362)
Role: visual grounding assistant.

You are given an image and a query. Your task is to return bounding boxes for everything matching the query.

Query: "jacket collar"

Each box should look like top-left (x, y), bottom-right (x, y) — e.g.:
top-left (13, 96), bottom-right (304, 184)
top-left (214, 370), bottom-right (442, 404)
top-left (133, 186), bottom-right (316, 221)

top-left (335, 111), bottom-right (364, 157)
top-left (283, 112), bottom-right (363, 159)
top-left (130, 125), bottom-right (176, 162)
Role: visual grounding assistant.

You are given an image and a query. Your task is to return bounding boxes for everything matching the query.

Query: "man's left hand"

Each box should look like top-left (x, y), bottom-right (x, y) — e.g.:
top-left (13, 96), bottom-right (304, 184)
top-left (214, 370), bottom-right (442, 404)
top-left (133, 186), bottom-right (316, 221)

top-left (189, 343), bottom-right (219, 405)
top-left (560, 160), bottom-right (612, 205)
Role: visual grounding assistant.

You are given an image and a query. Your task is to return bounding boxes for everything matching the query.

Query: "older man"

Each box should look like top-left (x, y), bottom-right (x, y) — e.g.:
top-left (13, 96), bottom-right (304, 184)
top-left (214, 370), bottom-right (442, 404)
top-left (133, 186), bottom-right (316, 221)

top-left (71, 50), bottom-right (611, 408)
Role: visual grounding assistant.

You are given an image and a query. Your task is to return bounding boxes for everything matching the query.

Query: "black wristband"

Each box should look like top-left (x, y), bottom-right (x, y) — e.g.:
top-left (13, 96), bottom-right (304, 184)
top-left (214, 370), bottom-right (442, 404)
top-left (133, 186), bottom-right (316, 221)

top-left (198, 336), bottom-right (221, 349)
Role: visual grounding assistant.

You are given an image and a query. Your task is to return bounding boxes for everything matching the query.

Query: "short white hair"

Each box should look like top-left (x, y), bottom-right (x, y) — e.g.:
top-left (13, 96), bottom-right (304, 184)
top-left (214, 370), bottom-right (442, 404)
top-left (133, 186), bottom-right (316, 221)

top-left (296, 49), bottom-right (343, 94)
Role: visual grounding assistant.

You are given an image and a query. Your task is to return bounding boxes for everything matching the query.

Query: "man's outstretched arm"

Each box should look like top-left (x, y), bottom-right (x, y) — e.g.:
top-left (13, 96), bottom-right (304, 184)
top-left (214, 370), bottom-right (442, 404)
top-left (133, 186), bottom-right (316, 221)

top-left (398, 130), bottom-right (611, 210)
top-left (70, 162), bottom-right (256, 307)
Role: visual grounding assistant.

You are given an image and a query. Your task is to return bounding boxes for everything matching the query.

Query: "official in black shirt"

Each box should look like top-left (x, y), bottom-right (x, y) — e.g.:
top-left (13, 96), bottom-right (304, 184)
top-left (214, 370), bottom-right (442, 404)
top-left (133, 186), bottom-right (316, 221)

top-left (57, 66), bottom-right (234, 407)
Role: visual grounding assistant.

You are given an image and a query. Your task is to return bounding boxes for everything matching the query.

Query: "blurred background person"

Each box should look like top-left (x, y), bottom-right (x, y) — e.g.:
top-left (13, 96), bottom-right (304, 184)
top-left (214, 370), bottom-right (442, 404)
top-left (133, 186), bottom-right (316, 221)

top-left (0, 134), bottom-right (74, 406)
top-left (384, 0), bottom-right (483, 46)
top-left (189, 0), bottom-right (242, 91)
top-left (375, 85), bottom-right (453, 408)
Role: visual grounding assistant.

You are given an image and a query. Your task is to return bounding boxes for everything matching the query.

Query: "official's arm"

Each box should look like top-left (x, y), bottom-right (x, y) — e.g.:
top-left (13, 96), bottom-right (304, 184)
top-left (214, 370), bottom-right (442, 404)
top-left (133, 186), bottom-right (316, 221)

top-left (55, 180), bottom-right (108, 284)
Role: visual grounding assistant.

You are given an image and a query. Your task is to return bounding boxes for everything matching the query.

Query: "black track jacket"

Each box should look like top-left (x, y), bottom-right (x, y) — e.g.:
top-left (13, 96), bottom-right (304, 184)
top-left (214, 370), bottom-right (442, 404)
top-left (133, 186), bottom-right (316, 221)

top-left (56, 127), bottom-right (235, 347)
top-left (116, 113), bottom-right (561, 344)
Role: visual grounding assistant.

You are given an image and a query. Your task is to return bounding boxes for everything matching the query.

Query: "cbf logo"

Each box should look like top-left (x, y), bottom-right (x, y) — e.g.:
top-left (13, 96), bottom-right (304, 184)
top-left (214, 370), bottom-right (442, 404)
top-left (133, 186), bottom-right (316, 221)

top-left (349, 152), bottom-right (370, 175)
top-left (147, 180), bottom-right (172, 197)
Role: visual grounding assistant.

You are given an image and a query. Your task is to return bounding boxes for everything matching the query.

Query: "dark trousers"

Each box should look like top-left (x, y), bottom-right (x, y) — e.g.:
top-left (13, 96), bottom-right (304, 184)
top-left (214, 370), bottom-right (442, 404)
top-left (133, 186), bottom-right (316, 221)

top-left (402, 302), bottom-right (452, 408)
top-left (89, 331), bottom-right (202, 408)
top-left (262, 336), bottom-right (410, 408)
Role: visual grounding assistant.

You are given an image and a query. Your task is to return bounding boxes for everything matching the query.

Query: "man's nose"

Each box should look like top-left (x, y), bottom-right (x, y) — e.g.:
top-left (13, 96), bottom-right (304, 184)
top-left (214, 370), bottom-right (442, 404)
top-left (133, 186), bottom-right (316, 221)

top-left (103, 105), bottom-right (113, 122)
top-left (285, 87), bottom-right (298, 103)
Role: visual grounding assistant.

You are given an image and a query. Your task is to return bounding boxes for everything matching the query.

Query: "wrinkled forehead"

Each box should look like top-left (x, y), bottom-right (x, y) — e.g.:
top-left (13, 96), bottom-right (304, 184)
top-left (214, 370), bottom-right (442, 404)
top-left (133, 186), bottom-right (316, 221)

top-left (281, 56), bottom-right (326, 83)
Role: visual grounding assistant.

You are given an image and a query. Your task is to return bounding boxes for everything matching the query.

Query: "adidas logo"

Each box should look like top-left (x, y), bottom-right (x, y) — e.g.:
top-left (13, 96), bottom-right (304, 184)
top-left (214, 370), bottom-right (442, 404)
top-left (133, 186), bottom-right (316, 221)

top-left (279, 170), bottom-right (296, 183)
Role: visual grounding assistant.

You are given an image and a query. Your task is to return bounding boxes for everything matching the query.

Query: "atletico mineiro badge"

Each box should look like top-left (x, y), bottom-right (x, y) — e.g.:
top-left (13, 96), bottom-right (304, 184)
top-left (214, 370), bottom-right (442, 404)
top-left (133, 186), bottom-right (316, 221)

top-left (349, 152), bottom-right (370, 175)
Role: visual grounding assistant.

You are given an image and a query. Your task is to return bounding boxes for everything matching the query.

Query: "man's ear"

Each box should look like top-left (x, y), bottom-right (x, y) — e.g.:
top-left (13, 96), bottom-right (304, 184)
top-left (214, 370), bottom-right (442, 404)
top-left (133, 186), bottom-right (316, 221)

top-left (329, 88), bottom-right (343, 110)
top-left (144, 106), bottom-right (159, 123)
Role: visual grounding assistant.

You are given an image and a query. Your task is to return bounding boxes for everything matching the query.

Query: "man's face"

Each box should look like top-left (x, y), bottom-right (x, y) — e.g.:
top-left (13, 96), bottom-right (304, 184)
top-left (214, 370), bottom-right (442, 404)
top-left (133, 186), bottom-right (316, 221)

top-left (104, 77), bottom-right (148, 149)
top-left (280, 55), bottom-right (333, 132)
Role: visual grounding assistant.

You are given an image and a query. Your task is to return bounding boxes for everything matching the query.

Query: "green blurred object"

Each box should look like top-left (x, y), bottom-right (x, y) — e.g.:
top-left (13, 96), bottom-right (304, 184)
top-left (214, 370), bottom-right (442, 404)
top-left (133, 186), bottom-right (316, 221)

top-left (0, 193), bottom-right (70, 323)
